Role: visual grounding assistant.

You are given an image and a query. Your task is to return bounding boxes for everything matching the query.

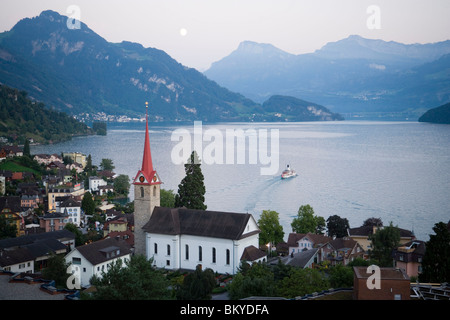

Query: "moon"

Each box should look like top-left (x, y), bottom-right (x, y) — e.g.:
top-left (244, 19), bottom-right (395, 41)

top-left (179, 28), bottom-right (188, 37)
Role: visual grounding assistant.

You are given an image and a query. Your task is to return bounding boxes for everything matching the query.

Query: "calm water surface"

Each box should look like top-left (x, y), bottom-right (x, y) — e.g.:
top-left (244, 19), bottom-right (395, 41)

top-left (31, 121), bottom-right (450, 241)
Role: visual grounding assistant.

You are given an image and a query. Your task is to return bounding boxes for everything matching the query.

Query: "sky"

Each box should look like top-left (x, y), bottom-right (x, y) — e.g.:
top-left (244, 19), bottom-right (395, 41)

top-left (1, 0), bottom-right (450, 71)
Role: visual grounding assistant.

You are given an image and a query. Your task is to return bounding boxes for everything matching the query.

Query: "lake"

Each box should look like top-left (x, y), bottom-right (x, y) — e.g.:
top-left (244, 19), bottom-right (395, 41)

top-left (31, 121), bottom-right (450, 242)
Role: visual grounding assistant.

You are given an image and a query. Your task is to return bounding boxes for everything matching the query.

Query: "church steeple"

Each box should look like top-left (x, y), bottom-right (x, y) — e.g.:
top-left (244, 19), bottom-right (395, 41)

top-left (133, 102), bottom-right (161, 186)
top-left (133, 102), bottom-right (161, 256)
top-left (141, 102), bottom-right (154, 179)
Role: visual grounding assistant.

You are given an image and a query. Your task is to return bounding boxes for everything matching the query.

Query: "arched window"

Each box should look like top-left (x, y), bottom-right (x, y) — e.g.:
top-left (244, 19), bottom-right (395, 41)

top-left (185, 244), bottom-right (189, 260)
top-left (226, 249), bottom-right (230, 265)
top-left (198, 246), bottom-right (202, 262)
top-left (212, 247), bottom-right (216, 263)
top-left (154, 243), bottom-right (158, 254)
top-left (140, 187), bottom-right (144, 198)
top-left (167, 244), bottom-right (171, 256)
top-left (153, 186), bottom-right (156, 197)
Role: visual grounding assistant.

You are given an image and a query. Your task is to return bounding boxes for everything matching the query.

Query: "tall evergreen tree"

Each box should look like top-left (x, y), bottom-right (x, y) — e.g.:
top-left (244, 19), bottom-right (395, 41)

top-left (23, 139), bottom-right (30, 157)
top-left (419, 221), bottom-right (450, 283)
top-left (175, 151), bottom-right (207, 210)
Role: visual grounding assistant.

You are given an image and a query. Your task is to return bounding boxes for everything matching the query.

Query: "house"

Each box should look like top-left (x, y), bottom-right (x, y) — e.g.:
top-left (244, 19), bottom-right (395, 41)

top-left (325, 238), bottom-right (365, 266)
top-left (104, 230), bottom-right (134, 246)
top-left (20, 191), bottom-right (42, 209)
top-left (58, 197), bottom-right (82, 227)
top-left (39, 211), bottom-right (69, 232)
top-left (133, 107), bottom-right (265, 274)
top-left (98, 185), bottom-right (114, 196)
top-left (0, 145), bottom-right (23, 158)
top-left (0, 229), bottom-right (75, 272)
top-left (347, 225), bottom-right (415, 252)
top-left (33, 154), bottom-right (63, 166)
top-left (89, 176), bottom-right (107, 193)
top-left (353, 266), bottom-right (410, 300)
top-left (282, 248), bottom-right (321, 269)
top-left (64, 237), bottom-right (133, 288)
top-left (62, 152), bottom-right (86, 168)
top-left (287, 232), bottom-right (332, 255)
top-left (393, 240), bottom-right (426, 278)
top-left (0, 247), bottom-right (35, 273)
top-left (0, 196), bottom-right (24, 236)
top-left (47, 183), bottom-right (84, 211)
top-left (102, 216), bottom-right (130, 237)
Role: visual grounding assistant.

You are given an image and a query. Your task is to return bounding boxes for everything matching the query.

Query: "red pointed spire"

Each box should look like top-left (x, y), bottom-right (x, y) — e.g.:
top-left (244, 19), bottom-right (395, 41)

top-left (141, 102), bottom-right (154, 177)
top-left (133, 102), bottom-right (161, 185)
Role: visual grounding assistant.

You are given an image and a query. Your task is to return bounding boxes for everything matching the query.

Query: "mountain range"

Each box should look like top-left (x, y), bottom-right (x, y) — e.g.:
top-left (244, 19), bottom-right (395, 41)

top-left (0, 10), bottom-right (345, 123)
top-left (204, 36), bottom-right (450, 115)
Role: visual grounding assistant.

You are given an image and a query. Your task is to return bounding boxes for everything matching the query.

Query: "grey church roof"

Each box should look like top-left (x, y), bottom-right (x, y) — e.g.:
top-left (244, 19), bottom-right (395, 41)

top-left (142, 207), bottom-right (259, 240)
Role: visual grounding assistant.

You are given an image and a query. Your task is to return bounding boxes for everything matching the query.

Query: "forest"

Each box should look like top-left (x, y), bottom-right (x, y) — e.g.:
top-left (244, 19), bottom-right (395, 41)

top-left (0, 84), bottom-right (94, 145)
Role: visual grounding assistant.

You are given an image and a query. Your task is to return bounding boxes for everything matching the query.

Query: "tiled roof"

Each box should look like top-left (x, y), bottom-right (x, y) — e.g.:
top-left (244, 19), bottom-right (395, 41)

top-left (143, 207), bottom-right (258, 240)
top-left (75, 237), bottom-right (132, 266)
top-left (287, 232), bottom-right (332, 247)
top-left (240, 245), bottom-right (266, 262)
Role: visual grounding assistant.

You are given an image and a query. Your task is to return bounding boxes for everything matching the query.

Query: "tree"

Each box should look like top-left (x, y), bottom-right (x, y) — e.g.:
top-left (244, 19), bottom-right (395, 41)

top-left (327, 215), bottom-right (350, 238)
top-left (258, 210), bottom-right (284, 248)
top-left (177, 265), bottom-right (216, 300)
top-left (42, 253), bottom-right (70, 288)
top-left (291, 204), bottom-right (324, 234)
top-left (276, 268), bottom-right (329, 299)
top-left (85, 154), bottom-right (93, 174)
top-left (160, 189), bottom-right (176, 208)
top-left (175, 151), bottom-right (207, 210)
top-left (64, 223), bottom-right (85, 246)
top-left (100, 158), bottom-right (115, 171)
top-left (363, 217), bottom-right (383, 227)
top-left (113, 174), bottom-right (130, 196)
top-left (228, 262), bottom-right (276, 300)
top-left (0, 215), bottom-right (17, 239)
top-left (23, 139), bottom-right (30, 157)
top-left (81, 191), bottom-right (95, 215)
top-left (419, 221), bottom-right (450, 283)
top-left (327, 264), bottom-right (354, 288)
top-left (89, 255), bottom-right (171, 300)
top-left (368, 221), bottom-right (400, 267)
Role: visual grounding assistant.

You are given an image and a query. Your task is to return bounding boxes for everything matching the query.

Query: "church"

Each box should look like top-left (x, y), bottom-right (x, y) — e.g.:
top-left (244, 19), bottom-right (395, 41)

top-left (133, 103), bottom-right (266, 274)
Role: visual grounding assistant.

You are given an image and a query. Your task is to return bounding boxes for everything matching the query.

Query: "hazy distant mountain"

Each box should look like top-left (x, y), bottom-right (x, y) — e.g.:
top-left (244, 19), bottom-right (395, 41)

top-left (0, 10), bottom-right (260, 121)
top-left (204, 35), bottom-right (450, 115)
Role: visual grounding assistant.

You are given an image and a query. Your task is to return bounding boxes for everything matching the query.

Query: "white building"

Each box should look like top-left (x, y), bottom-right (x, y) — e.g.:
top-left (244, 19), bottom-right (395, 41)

top-left (143, 207), bottom-right (264, 274)
top-left (133, 105), bottom-right (266, 274)
top-left (58, 197), bottom-right (82, 227)
top-left (88, 176), bottom-right (107, 193)
top-left (65, 237), bottom-right (132, 288)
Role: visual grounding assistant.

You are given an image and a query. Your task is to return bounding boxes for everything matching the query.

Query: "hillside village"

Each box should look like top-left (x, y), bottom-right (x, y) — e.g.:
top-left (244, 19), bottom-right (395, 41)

top-left (0, 141), bottom-right (449, 301)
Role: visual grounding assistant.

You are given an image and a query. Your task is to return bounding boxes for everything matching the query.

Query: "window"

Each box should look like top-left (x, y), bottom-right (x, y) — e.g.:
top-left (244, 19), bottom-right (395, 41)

top-left (72, 257), bottom-right (81, 265)
top-left (226, 249), bottom-right (230, 265)
top-left (153, 186), bottom-right (156, 196)
top-left (167, 244), bottom-right (171, 256)
top-left (140, 187), bottom-right (144, 198)
top-left (198, 246), bottom-right (202, 262)
top-left (212, 248), bottom-right (216, 263)
top-left (154, 243), bottom-right (158, 254)
top-left (166, 260), bottom-right (170, 266)
top-left (185, 245), bottom-right (189, 260)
